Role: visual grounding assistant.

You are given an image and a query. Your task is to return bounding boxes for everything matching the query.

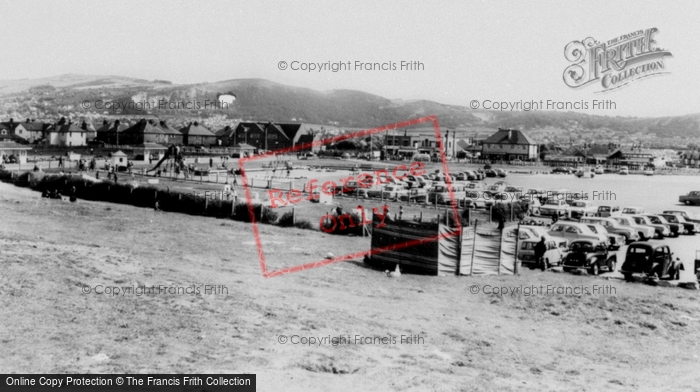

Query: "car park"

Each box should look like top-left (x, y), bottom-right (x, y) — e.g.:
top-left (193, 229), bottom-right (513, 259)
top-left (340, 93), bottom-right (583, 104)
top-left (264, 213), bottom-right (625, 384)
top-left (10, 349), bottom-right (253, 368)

top-left (620, 243), bottom-right (684, 280)
top-left (562, 239), bottom-right (617, 275)
top-left (611, 216), bottom-right (655, 241)
top-left (579, 217), bottom-right (639, 244)
top-left (630, 215), bottom-right (670, 239)
top-left (596, 205), bottom-right (621, 217)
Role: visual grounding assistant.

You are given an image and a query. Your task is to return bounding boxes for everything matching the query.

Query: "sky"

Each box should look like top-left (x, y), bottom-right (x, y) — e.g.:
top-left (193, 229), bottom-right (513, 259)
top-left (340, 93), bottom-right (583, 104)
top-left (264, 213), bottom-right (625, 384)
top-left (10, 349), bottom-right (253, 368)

top-left (0, 0), bottom-right (698, 118)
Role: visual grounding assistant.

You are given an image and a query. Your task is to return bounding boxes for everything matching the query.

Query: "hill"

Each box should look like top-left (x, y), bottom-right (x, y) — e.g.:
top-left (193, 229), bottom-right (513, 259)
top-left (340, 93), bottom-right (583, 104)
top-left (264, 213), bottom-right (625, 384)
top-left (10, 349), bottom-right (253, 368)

top-left (1, 75), bottom-right (699, 146)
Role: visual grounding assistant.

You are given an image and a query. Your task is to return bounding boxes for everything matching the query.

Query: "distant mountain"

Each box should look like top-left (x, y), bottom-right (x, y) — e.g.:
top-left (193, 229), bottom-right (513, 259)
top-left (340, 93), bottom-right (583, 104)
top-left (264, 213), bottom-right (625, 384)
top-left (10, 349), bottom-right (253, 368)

top-left (1, 74), bottom-right (699, 144)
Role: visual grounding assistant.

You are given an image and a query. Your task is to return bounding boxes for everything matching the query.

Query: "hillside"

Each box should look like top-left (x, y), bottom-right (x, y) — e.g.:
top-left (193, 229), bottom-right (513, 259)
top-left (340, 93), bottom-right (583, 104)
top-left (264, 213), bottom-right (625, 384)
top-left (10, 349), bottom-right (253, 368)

top-left (1, 75), bottom-right (700, 145)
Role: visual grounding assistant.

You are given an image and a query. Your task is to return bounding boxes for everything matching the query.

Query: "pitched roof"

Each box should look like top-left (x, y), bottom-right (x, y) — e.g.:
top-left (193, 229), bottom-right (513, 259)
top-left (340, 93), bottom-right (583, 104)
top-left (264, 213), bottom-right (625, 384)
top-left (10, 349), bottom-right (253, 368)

top-left (483, 129), bottom-right (535, 145)
top-left (179, 122), bottom-right (215, 137)
top-left (95, 120), bottom-right (128, 134)
top-left (123, 119), bottom-right (165, 135)
top-left (156, 120), bottom-right (182, 135)
top-left (0, 141), bottom-right (33, 150)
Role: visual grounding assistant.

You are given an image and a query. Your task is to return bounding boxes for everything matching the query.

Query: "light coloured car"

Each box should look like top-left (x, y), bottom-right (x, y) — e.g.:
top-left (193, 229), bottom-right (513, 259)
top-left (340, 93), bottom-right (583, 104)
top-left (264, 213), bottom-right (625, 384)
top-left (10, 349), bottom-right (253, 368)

top-left (579, 217), bottom-right (639, 244)
top-left (547, 222), bottom-right (608, 243)
top-left (583, 223), bottom-right (625, 250)
top-left (630, 215), bottom-right (671, 239)
top-left (568, 200), bottom-right (598, 219)
top-left (611, 216), bottom-right (654, 241)
top-left (518, 237), bottom-right (567, 269)
top-left (596, 205), bottom-right (621, 217)
top-left (539, 199), bottom-right (570, 217)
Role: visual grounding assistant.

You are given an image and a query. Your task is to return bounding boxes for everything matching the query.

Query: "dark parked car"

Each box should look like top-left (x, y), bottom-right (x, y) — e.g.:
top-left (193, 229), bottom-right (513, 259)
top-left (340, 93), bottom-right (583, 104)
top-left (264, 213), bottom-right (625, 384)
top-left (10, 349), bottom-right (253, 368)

top-left (659, 213), bottom-right (700, 235)
top-left (562, 239), bottom-right (616, 276)
top-left (620, 243), bottom-right (684, 281)
top-left (551, 167), bottom-right (572, 174)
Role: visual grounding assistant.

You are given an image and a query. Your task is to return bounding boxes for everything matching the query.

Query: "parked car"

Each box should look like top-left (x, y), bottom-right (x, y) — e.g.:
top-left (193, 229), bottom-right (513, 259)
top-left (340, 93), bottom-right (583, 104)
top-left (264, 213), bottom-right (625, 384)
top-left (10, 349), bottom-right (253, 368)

top-left (575, 168), bottom-right (595, 178)
top-left (579, 217), bottom-right (639, 244)
top-left (620, 243), bottom-right (684, 280)
top-left (552, 167), bottom-right (572, 174)
top-left (547, 222), bottom-right (608, 243)
top-left (679, 191), bottom-right (700, 206)
top-left (400, 188), bottom-right (429, 203)
top-left (562, 239), bottom-right (617, 275)
top-left (622, 206), bottom-right (646, 215)
top-left (610, 216), bottom-right (655, 241)
top-left (583, 223), bottom-right (625, 250)
top-left (596, 205), bottom-right (621, 217)
top-left (662, 210), bottom-right (700, 224)
top-left (519, 238), bottom-right (566, 270)
top-left (539, 199), bottom-right (570, 217)
top-left (659, 213), bottom-right (700, 235)
top-left (630, 215), bottom-right (670, 239)
top-left (644, 214), bottom-right (682, 237)
top-left (568, 200), bottom-right (598, 219)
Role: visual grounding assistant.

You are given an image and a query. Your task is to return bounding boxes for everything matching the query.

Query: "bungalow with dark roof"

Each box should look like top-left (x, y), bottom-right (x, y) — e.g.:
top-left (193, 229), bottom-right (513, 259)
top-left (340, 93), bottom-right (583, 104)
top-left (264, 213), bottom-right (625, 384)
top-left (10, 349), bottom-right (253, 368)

top-left (179, 121), bottom-right (216, 146)
top-left (481, 128), bottom-right (538, 161)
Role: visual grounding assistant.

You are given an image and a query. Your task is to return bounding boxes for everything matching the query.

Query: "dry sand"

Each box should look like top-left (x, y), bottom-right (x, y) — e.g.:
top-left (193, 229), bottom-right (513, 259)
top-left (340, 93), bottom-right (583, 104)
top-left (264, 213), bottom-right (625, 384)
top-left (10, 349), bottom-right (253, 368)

top-left (1, 182), bottom-right (699, 391)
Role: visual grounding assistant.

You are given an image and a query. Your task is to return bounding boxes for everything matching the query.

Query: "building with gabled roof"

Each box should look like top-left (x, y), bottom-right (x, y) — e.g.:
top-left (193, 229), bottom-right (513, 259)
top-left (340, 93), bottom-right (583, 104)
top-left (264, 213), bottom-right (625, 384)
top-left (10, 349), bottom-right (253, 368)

top-left (46, 118), bottom-right (87, 146)
top-left (481, 128), bottom-right (538, 161)
top-left (95, 119), bottom-right (128, 145)
top-left (178, 121), bottom-right (216, 146)
top-left (120, 119), bottom-right (168, 145)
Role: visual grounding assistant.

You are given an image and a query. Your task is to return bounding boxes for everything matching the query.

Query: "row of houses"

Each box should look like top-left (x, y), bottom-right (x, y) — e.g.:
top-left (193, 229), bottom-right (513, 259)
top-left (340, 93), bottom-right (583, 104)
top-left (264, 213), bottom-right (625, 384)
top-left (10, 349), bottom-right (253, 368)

top-left (0, 117), bottom-right (327, 151)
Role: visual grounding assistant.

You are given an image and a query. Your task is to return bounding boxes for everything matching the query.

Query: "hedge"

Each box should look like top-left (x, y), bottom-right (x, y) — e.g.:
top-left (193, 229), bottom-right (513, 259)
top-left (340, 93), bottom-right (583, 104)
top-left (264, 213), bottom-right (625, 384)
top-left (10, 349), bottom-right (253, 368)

top-left (0, 171), bottom-right (286, 228)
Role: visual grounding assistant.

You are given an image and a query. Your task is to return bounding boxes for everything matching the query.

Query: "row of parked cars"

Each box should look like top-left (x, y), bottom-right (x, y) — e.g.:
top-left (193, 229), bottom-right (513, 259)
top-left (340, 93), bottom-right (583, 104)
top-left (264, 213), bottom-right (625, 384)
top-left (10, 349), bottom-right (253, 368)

top-left (518, 209), bottom-right (698, 280)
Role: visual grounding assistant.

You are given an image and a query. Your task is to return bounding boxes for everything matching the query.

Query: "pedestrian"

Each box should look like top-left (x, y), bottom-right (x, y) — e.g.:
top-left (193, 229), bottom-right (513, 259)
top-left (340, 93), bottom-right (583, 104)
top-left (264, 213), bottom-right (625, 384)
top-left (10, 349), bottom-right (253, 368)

top-left (534, 237), bottom-right (547, 271)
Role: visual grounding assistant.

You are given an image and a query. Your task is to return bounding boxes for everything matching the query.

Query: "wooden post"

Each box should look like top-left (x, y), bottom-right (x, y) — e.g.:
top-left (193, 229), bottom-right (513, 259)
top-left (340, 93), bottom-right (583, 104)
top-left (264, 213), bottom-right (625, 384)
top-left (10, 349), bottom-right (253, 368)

top-left (470, 220), bottom-right (477, 276)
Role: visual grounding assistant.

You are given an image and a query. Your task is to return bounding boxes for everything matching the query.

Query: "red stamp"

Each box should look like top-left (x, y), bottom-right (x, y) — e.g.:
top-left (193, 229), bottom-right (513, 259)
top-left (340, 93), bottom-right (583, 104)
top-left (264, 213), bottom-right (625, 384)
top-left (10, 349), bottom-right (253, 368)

top-left (239, 116), bottom-right (462, 278)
